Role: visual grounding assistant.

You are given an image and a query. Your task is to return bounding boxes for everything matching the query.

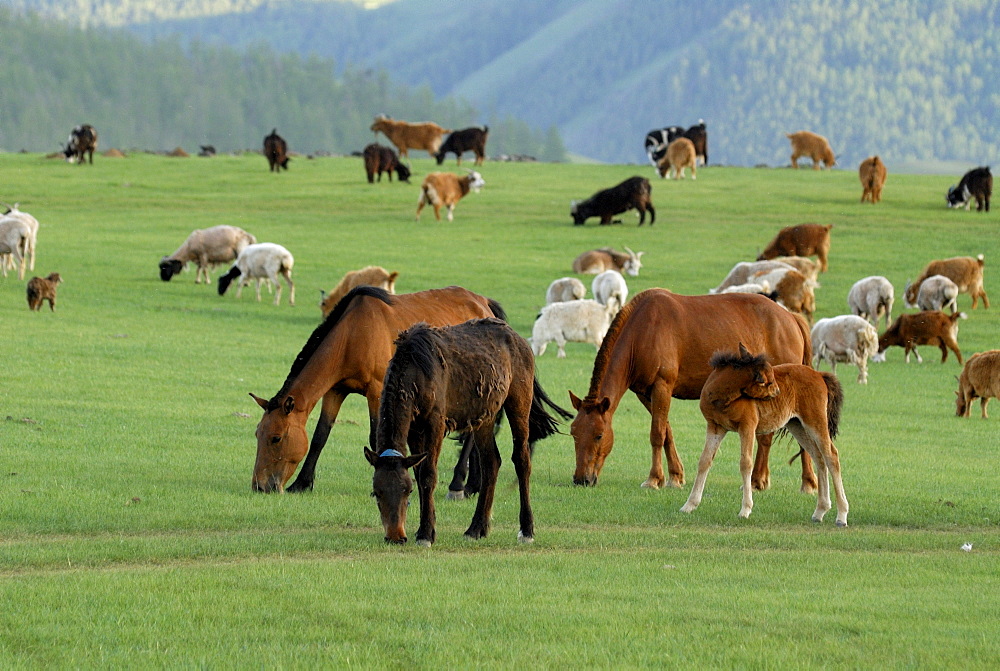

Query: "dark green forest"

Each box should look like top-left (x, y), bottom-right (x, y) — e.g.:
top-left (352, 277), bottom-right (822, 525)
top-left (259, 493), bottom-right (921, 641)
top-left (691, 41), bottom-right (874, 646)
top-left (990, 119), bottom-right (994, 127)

top-left (0, 7), bottom-right (564, 159)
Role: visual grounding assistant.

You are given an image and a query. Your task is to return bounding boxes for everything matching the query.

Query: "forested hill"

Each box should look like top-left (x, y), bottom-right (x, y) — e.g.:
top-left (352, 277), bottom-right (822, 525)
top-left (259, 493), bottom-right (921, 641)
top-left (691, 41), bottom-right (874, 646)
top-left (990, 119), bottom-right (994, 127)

top-left (4, 0), bottom-right (999, 168)
top-left (0, 6), bottom-right (562, 158)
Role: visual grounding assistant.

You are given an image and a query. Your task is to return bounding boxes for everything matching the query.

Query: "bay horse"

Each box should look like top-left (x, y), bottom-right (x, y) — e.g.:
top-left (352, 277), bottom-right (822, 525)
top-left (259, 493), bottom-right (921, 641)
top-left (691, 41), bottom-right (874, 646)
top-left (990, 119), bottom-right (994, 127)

top-left (569, 288), bottom-right (817, 492)
top-left (680, 344), bottom-right (849, 526)
top-left (250, 285), bottom-right (505, 493)
top-left (364, 319), bottom-right (570, 545)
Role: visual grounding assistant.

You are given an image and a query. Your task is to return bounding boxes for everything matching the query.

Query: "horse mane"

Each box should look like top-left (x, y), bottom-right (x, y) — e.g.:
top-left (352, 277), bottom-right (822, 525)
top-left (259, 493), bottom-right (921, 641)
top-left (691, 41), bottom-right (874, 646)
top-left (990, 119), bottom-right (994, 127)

top-left (391, 323), bottom-right (442, 380)
top-left (583, 294), bottom-right (639, 402)
top-left (375, 323), bottom-right (443, 446)
top-left (709, 349), bottom-right (769, 371)
top-left (268, 286), bottom-right (394, 410)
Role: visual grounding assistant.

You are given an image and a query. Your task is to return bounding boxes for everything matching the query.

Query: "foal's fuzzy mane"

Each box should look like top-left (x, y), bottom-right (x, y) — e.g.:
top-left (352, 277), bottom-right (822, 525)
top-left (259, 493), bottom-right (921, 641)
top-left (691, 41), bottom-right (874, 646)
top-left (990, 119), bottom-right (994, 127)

top-left (391, 323), bottom-right (442, 380)
top-left (267, 286), bottom-right (394, 410)
top-left (709, 350), bottom-right (769, 371)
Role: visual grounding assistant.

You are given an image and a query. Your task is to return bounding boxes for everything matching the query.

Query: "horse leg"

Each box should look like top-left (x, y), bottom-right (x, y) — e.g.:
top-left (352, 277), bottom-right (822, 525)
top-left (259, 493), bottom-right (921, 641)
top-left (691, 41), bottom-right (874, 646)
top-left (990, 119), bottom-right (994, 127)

top-left (506, 399), bottom-right (535, 543)
top-left (680, 424), bottom-right (726, 513)
top-left (287, 391), bottom-right (346, 492)
top-left (413, 424), bottom-right (444, 547)
top-left (738, 425), bottom-right (757, 519)
top-left (640, 383), bottom-right (683, 488)
top-left (465, 424), bottom-right (502, 540)
top-left (751, 433), bottom-right (772, 491)
top-left (447, 433), bottom-right (476, 500)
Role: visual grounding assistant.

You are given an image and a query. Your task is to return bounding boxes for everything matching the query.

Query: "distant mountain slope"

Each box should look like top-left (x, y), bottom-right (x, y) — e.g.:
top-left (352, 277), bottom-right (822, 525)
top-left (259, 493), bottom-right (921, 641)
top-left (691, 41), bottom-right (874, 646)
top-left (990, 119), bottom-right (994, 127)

top-left (6, 0), bottom-right (999, 167)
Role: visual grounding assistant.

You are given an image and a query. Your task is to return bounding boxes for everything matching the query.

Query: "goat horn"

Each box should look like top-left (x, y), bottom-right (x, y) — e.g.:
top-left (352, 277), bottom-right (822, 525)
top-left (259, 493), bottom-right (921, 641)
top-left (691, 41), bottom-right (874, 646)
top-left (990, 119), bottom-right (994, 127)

top-left (624, 246), bottom-right (635, 256)
top-left (0, 201), bottom-right (13, 213)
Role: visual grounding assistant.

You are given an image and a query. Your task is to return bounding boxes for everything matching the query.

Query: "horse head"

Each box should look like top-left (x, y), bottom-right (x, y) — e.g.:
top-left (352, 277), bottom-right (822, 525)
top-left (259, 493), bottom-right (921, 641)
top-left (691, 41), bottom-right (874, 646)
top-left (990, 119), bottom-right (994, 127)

top-left (250, 392), bottom-right (310, 493)
top-left (734, 343), bottom-right (779, 399)
top-left (364, 447), bottom-right (427, 544)
top-left (706, 343), bottom-right (779, 406)
top-left (569, 391), bottom-right (613, 486)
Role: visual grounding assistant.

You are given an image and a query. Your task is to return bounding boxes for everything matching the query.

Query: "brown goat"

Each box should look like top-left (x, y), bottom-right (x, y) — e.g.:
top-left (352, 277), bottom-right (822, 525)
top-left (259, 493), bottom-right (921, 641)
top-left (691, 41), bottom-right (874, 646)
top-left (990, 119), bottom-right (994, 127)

top-left (859, 156), bottom-right (887, 203)
top-left (26, 272), bottom-right (62, 311)
top-left (955, 350), bottom-right (1000, 418)
top-left (656, 138), bottom-right (697, 180)
top-left (758, 223), bottom-right (832, 272)
top-left (319, 266), bottom-right (399, 319)
top-left (370, 115), bottom-right (449, 159)
top-left (904, 255), bottom-right (989, 310)
top-left (415, 171), bottom-right (485, 221)
top-left (874, 311), bottom-right (965, 364)
top-left (787, 131), bottom-right (836, 169)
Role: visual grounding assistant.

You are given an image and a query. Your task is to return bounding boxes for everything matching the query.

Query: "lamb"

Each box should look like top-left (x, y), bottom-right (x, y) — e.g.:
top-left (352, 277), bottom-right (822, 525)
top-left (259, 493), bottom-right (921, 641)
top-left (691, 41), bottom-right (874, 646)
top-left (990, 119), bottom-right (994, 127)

top-left (0, 203), bottom-right (39, 273)
top-left (320, 266), bottom-right (399, 318)
top-left (591, 270), bottom-right (628, 314)
top-left (545, 277), bottom-right (586, 304)
top-left (572, 247), bottom-right (644, 276)
top-left (915, 275), bottom-right (959, 313)
top-left (847, 276), bottom-right (894, 329)
top-left (160, 225), bottom-right (257, 284)
top-left (217, 242), bottom-right (295, 306)
top-left (873, 311), bottom-right (965, 364)
top-left (955, 350), bottom-right (1000, 418)
top-left (709, 260), bottom-right (795, 293)
top-left (26, 272), bottom-right (62, 311)
top-left (810, 315), bottom-right (879, 384)
top-left (904, 255), bottom-right (988, 310)
top-left (531, 299), bottom-right (616, 358)
top-left (0, 216), bottom-right (32, 280)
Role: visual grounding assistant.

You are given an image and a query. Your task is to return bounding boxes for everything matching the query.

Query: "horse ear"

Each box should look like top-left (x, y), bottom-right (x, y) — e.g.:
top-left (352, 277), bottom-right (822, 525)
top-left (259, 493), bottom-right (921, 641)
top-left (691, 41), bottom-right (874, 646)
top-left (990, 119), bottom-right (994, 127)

top-left (403, 453), bottom-right (428, 469)
top-left (598, 397), bottom-right (611, 414)
top-left (738, 342), bottom-right (751, 358)
top-left (364, 447), bottom-right (379, 467)
top-left (568, 391), bottom-right (583, 411)
top-left (249, 393), bottom-right (268, 410)
top-left (282, 396), bottom-right (295, 414)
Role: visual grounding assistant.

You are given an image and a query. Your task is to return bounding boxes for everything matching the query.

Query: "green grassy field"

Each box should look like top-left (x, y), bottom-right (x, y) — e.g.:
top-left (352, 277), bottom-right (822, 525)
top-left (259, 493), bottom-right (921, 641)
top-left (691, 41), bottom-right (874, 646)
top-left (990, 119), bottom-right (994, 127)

top-left (1, 152), bottom-right (998, 668)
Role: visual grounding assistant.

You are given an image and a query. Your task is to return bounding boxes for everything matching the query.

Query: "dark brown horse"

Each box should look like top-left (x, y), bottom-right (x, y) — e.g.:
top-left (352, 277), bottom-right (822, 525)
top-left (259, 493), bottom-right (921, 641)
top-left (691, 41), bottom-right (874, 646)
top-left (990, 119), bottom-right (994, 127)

top-left (364, 319), bottom-right (570, 545)
top-left (569, 288), bottom-right (817, 492)
top-left (681, 344), bottom-right (849, 526)
top-left (250, 286), bottom-right (504, 493)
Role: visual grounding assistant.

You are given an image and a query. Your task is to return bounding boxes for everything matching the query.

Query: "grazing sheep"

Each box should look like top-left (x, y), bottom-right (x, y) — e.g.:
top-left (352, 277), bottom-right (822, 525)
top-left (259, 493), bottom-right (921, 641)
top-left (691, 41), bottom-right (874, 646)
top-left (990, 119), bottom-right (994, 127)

top-left (847, 276), bottom-right (894, 329)
top-left (709, 260), bottom-right (795, 293)
top-left (218, 242), bottom-right (295, 306)
top-left (320, 266), bottom-right (399, 318)
top-left (572, 247), bottom-right (644, 276)
top-left (786, 130), bottom-right (836, 169)
top-left (26, 272), bottom-right (62, 311)
top-left (915, 275), bottom-right (959, 314)
top-left (904, 255), bottom-right (988, 310)
top-left (531, 299), bottom-right (616, 358)
top-left (0, 203), bottom-right (39, 272)
top-left (758, 223), bottom-right (833, 272)
top-left (160, 225), bottom-right (257, 284)
top-left (873, 311), bottom-right (965, 364)
top-left (545, 277), bottom-right (586, 304)
top-left (811, 315), bottom-right (879, 384)
top-left (656, 137), bottom-right (697, 180)
top-left (0, 216), bottom-right (32, 280)
top-left (955, 350), bottom-right (1000, 418)
top-left (591, 270), bottom-right (628, 314)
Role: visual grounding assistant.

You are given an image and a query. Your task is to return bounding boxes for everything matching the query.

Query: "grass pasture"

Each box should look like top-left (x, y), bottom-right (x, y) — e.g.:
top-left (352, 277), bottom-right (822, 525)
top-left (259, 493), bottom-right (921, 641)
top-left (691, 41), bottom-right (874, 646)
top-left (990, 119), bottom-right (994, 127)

top-left (1, 152), bottom-right (998, 667)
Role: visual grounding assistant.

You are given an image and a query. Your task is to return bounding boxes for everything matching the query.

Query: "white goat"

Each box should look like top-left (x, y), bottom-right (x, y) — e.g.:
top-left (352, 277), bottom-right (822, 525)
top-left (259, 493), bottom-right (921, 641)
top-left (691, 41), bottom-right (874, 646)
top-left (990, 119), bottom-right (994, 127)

top-left (591, 270), bottom-right (628, 314)
top-left (545, 277), bottom-right (586, 304)
top-left (0, 217), bottom-right (32, 280)
top-left (720, 280), bottom-right (771, 295)
top-left (160, 225), bottom-right (257, 284)
top-left (811, 315), bottom-right (879, 384)
top-left (847, 276), bottom-right (894, 329)
top-left (0, 203), bottom-right (38, 273)
top-left (710, 260), bottom-right (795, 293)
top-left (218, 243), bottom-right (295, 306)
top-left (916, 274), bottom-right (959, 313)
top-left (531, 299), bottom-right (615, 358)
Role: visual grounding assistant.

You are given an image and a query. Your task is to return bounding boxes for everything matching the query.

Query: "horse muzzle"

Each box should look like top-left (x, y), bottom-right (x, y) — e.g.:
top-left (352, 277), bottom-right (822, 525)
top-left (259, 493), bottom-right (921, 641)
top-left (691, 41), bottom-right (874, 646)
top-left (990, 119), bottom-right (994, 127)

top-left (251, 474), bottom-right (284, 493)
top-left (573, 474), bottom-right (598, 487)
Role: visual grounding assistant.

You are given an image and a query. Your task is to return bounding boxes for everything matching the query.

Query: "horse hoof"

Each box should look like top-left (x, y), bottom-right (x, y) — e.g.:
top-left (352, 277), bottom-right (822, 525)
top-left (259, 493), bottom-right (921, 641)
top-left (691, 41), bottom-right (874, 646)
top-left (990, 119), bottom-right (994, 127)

top-left (415, 539), bottom-right (432, 548)
top-left (836, 520), bottom-right (848, 528)
top-left (446, 489), bottom-right (465, 501)
top-left (640, 480), bottom-right (661, 490)
top-left (517, 531), bottom-right (534, 544)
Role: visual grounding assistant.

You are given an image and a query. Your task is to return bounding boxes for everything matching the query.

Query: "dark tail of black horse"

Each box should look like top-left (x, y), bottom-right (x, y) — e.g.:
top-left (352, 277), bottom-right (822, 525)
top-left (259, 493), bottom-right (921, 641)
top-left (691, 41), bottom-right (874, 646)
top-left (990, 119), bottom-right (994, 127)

top-left (528, 377), bottom-right (573, 446)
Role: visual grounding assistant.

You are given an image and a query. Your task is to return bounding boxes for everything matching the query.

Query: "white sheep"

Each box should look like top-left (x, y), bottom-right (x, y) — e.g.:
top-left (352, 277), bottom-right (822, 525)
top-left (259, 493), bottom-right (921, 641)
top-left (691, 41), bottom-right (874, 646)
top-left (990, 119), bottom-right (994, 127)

top-left (709, 260), bottom-right (795, 293)
top-left (531, 299), bottom-right (615, 358)
top-left (591, 269), bottom-right (628, 314)
top-left (217, 242), bottom-right (295, 306)
top-left (811, 315), bottom-right (879, 384)
top-left (847, 275), bottom-right (894, 329)
top-left (720, 280), bottom-right (772, 295)
top-left (0, 203), bottom-right (38, 273)
top-left (0, 217), bottom-right (32, 280)
top-left (915, 274), bottom-right (959, 313)
top-left (545, 277), bottom-right (586, 304)
top-left (160, 225), bottom-right (257, 284)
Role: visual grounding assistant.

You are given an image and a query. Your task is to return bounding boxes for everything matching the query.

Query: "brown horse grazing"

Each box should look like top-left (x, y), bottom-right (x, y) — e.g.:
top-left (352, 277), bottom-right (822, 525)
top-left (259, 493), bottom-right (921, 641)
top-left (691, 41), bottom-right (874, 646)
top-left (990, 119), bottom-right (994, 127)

top-left (681, 344), bottom-right (849, 526)
top-left (364, 319), bottom-right (569, 546)
top-left (250, 285), bottom-right (504, 493)
top-left (569, 288), bottom-right (817, 492)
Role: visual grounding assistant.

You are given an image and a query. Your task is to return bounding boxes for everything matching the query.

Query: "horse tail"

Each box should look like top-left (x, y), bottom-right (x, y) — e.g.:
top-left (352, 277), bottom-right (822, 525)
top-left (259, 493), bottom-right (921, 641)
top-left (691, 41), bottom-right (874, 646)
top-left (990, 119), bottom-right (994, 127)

top-left (822, 371), bottom-right (844, 439)
top-left (792, 311), bottom-right (813, 366)
top-left (217, 265), bottom-right (241, 295)
top-left (487, 297), bottom-right (508, 322)
top-left (527, 377), bottom-right (573, 445)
